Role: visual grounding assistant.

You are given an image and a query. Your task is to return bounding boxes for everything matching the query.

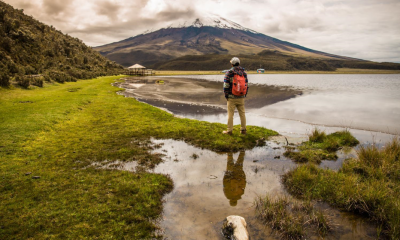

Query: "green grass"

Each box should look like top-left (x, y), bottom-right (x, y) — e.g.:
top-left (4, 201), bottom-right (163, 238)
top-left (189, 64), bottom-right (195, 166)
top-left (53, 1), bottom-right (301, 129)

top-left (0, 76), bottom-right (277, 239)
top-left (255, 195), bottom-right (332, 239)
top-left (282, 137), bottom-right (400, 239)
top-left (284, 129), bottom-right (359, 164)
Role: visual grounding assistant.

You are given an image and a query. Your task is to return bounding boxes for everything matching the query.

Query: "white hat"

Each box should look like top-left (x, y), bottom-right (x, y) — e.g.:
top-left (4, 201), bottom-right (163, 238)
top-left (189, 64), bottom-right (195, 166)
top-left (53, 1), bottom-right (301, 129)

top-left (230, 57), bottom-right (240, 65)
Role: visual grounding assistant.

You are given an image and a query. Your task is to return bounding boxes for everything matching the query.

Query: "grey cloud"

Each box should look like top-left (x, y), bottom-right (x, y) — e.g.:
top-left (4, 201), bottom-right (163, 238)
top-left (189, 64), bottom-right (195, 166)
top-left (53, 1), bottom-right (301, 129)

top-left (9, 0), bottom-right (34, 11)
top-left (43, 0), bottom-right (74, 16)
top-left (2, 0), bottom-right (400, 62)
top-left (68, 17), bottom-right (160, 38)
top-left (95, 1), bottom-right (122, 21)
top-left (156, 7), bottom-right (196, 22)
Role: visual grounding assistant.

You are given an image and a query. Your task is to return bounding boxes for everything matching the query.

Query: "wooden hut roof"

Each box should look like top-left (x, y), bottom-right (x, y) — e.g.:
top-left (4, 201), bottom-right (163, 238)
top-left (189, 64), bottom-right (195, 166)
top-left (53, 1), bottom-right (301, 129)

top-left (128, 64), bottom-right (146, 69)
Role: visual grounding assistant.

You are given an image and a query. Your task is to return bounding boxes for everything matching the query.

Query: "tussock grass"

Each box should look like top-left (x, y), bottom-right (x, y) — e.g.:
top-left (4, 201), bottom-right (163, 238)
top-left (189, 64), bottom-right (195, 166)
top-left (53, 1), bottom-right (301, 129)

top-left (0, 76), bottom-right (277, 239)
top-left (284, 129), bottom-right (359, 164)
top-left (283, 137), bottom-right (400, 239)
top-left (255, 195), bottom-right (332, 239)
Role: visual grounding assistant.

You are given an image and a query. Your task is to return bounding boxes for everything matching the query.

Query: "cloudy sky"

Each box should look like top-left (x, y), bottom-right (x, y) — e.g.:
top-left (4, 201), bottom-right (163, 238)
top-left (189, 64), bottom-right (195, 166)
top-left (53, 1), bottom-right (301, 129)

top-left (5, 0), bottom-right (400, 62)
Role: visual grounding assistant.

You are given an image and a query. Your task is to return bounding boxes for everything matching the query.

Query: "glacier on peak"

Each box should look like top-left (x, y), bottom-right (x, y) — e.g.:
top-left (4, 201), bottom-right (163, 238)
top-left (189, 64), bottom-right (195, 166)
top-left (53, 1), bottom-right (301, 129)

top-left (140, 13), bottom-right (259, 36)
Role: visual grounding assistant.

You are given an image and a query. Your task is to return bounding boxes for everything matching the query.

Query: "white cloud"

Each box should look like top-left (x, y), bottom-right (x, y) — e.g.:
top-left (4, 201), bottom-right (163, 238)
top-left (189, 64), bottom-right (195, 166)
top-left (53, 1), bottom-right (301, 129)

top-left (4, 0), bottom-right (400, 62)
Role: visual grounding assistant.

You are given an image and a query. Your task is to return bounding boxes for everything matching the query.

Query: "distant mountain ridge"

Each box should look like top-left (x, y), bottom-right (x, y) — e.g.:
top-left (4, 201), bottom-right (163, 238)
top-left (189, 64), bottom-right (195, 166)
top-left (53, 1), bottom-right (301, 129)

top-left (95, 15), bottom-right (355, 68)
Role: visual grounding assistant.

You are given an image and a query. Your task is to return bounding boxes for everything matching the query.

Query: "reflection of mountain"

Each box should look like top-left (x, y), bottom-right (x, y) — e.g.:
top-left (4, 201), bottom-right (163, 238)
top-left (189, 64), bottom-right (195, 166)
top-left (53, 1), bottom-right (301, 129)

top-left (223, 152), bottom-right (246, 207)
top-left (94, 15), bottom-right (353, 68)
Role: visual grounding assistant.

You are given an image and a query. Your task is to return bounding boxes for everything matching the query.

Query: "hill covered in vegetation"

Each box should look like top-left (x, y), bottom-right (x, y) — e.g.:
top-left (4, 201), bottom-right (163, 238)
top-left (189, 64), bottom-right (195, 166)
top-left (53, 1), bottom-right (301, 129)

top-left (0, 1), bottom-right (123, 88)
top-left (153, 50), bottom-right (400, 71)
top-left (153, 50), bottom-right (336, 71)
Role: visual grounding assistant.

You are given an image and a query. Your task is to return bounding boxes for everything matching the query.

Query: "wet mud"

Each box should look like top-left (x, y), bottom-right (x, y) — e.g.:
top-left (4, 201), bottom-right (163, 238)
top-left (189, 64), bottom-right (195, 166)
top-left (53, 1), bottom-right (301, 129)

top-left (115, 76), bottom-right (302, 115)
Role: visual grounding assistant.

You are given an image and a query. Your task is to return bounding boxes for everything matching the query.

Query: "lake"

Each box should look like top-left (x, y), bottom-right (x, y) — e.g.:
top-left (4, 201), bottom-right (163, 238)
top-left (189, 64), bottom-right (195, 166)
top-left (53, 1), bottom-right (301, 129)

top-left (115, 74), bottom-right (400, 239)
top-left (119, 74), bottom-right (400, 143)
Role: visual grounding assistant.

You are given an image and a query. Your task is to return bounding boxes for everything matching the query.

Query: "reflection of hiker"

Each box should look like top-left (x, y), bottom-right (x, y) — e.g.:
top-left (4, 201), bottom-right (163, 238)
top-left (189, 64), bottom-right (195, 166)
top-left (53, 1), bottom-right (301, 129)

top-left (223, 57), bottom-right (249, 135)
top-left (223, 151), bottom-right (247, 207)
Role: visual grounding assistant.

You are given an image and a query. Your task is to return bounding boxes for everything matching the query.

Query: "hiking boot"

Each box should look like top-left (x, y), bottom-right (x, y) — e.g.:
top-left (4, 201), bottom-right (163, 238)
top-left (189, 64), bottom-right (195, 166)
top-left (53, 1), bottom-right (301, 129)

top-left (240, 129), bottom-right (247, 135)
top-left (222, 130), bottom-right (232, 135)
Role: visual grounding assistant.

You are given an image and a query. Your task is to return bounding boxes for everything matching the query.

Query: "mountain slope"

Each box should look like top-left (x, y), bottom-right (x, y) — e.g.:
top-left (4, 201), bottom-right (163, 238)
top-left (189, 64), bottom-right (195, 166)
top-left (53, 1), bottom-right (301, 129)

top-left (153, 50), bottom-right (336, 71)
top-left (0, 1), bottom-right (123, 87)
top-left (95, 15), bottom-right (354, 68)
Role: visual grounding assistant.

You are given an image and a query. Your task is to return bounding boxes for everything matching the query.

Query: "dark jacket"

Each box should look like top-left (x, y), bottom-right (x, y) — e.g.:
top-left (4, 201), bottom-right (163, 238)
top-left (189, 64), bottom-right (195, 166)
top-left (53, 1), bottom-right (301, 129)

top-left (223, 66), bottom-right (249, 99)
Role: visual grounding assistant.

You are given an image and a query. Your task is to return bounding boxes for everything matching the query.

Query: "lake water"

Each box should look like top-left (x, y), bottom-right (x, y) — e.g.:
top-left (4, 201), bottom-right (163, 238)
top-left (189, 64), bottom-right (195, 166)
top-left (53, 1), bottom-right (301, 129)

top-left (116, 74), bottom-right (400, 239)
top-left (162, 74), bottom-right (400, 143)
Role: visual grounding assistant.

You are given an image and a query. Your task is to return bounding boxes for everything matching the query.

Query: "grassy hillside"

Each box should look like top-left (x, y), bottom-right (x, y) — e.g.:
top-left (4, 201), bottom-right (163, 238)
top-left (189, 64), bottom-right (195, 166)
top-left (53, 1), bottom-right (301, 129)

top-left (152, 50), bottom-right (400, 71)
top-left (152, 50), bottom-right (336, 71)
top-left (0, 1), bottom-right (123, 88)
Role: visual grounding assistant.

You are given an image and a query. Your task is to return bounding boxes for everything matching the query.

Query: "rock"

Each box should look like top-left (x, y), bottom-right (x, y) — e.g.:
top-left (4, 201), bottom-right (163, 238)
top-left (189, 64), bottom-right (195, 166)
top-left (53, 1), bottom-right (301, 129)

top-left (222, 215), bottom-right (249, 240)
top-left (32, 176), bottom-right (40, 179)
top-left (25, 172), bottom-right (32, 176)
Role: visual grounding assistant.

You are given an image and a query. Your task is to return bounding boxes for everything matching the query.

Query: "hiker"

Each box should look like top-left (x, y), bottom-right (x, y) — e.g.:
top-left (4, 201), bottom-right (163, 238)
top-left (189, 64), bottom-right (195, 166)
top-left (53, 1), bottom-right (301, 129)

top-left (223, 57), bottom-right (249, 135)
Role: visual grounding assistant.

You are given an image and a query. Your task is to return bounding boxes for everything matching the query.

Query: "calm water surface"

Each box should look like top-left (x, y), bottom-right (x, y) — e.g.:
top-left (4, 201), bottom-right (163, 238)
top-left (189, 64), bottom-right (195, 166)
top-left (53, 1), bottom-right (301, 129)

top-left (116, 74), bottom-right (400, 239)
top-left (165, 74), bottom-right (400, 142)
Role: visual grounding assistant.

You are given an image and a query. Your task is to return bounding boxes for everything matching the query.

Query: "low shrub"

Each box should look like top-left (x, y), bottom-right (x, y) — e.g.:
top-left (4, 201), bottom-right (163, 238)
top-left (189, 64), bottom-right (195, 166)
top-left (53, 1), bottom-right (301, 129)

top-left (15, 75), bottom-right (30, 88)
top-left (0, 72), bottom-right (10, 87)
top-left (47, 71), bottom-right (77, 83)
top-left (30, 76), bottom-right (44, 87)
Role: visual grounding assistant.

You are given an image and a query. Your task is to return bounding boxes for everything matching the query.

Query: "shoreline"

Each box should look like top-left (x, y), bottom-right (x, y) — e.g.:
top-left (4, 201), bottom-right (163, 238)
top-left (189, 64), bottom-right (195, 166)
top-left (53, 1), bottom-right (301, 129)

top-left (116, 76), bottom-right (399, 140)
top-left (154, 68), bottom-right (400, 76)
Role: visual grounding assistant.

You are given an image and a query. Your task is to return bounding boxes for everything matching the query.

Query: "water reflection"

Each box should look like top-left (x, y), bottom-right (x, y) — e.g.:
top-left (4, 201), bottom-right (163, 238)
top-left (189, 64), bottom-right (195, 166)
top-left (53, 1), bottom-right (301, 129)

top-left (120, 138), bottom-right (378, 239)
top-left (223, 151), bottom-right (246, 206)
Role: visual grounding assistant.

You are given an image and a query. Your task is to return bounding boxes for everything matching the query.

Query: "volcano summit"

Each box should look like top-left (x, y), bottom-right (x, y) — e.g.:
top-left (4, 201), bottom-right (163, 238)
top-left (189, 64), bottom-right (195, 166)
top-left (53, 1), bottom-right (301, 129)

top-left (94, 14), bottom-right (355, 69)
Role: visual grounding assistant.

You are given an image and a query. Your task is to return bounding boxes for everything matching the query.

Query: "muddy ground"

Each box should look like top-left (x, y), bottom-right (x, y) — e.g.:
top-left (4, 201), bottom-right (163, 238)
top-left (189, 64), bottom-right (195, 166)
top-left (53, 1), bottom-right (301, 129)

top-left (115, 76), bottom-right (302, 115)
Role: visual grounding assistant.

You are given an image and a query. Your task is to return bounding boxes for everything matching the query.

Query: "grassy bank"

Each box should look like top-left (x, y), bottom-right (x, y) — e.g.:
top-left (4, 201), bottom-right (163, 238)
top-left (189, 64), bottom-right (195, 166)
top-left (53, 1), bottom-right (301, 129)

top-left (284, 129), bottom-right (359, 164)
top-left (0, 76), bottom-right (277, 239)
top-left (155, 68), bottom-right (400, 76)
top-left (283, 138), bottom-right (400, 239)
top-left (255, 195), bottom-right (332, 239)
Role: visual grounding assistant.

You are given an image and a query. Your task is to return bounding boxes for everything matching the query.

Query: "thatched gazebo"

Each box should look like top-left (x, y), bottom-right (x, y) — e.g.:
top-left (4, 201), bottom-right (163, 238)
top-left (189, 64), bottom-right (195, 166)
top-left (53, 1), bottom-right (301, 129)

top-left (127, 64), bottom-right (146, 75)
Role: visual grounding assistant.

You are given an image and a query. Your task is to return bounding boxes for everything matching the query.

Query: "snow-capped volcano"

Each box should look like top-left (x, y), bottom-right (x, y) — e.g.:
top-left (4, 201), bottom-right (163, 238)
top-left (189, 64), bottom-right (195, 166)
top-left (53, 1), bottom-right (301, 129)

top-left (182, 14), bottom-right (258, 33)
top-left (95, 15), bottom-right (352, 68)
top-left (142, 13), bottom-right (259, 35)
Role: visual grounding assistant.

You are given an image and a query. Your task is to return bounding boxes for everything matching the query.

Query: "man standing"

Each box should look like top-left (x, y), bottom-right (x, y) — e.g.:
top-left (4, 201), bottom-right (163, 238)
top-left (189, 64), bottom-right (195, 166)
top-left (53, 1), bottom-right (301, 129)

top-left (223, 57), bottom-right (248, 135)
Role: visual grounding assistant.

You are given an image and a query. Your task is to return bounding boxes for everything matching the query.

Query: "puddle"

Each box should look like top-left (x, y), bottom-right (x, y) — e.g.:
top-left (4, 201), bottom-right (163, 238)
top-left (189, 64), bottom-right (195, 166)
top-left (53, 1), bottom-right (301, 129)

top-left (120, 138), bottom-right (377, 239)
